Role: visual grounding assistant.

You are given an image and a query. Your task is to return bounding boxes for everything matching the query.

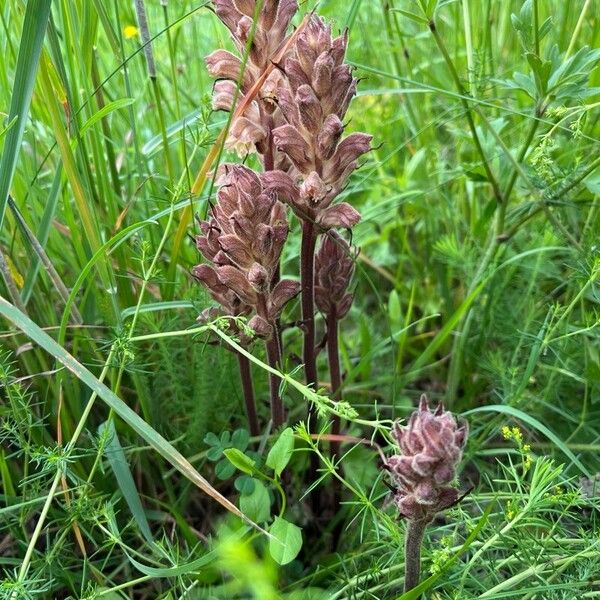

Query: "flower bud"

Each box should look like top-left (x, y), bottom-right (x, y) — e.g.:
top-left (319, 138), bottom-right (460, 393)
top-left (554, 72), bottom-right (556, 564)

top-left (314, 233), bottom-right (356, 318)
top-left (385, 395), bottom-right (468, 522)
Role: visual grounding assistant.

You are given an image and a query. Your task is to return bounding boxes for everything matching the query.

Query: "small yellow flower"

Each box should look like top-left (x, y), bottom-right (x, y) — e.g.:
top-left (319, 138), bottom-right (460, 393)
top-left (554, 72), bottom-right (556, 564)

top-left (501, 426), bottom-right (511, 440)
top-left (123, 25), bottom-right (139, 39)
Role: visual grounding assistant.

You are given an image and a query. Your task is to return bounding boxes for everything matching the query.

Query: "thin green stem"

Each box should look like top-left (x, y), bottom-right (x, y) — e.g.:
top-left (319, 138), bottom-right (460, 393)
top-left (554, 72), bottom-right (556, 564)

top-left (565, 0), bottom-right (592, 58)
top-left (428, 18), bottom-right (503, 204)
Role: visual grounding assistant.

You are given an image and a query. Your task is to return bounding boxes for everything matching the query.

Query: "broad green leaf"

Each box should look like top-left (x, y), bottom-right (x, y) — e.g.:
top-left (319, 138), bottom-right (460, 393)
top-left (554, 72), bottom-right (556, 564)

top-left (269, 517), bottom-right (302, 565)
top-left (223, 448), bottom-right (256, 476)
top-left (239, 479), bottom-right (271, 523)
top-left (266, 428), bottom-right (294, 477)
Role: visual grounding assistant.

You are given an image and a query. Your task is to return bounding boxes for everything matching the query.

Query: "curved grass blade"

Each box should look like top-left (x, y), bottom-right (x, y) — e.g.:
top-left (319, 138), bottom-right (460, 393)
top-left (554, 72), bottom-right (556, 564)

top-left (58, 220), bottom-right (158, 348)
top-left (99, 419), bottom-right (154, 544)
top-left (7, 196), bottom-right (82, 323)
top-left (0, 296), bottom-right (263, 531)
top-left (464, 404), bottom-right (591, 477)
top-left (21, 165), bottom-right (63, 303)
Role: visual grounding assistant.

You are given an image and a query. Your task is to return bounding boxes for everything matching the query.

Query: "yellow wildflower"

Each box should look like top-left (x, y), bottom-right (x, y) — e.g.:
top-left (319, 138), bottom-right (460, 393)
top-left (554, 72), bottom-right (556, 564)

top-left (123, 25), bottom-right (139, 39)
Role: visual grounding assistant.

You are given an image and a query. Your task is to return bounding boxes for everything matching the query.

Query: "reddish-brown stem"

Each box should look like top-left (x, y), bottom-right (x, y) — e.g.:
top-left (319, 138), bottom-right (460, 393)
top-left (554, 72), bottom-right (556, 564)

top-left (266, 335), bottom-right (285, 427)
top-left (404, 519), bottom-right (428, 596)
top-left (301, 220), bottom-right (321, 510)
top-left (326, 310), bottom-right (342, 454)
top-left (262, 114), bottom-right (275, 172)
top-left (301, 221), bottom-right (318, 392)
top-left (236, 352), bottom-right (260, 436)
top-left (257, 295), bottom-right (285, 427)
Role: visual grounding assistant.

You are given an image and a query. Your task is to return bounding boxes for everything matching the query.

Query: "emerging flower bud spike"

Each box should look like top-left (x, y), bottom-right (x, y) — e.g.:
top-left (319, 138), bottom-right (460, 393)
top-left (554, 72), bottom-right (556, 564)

top-left (314, 233), bottom-right (356, 319)
top-left (384, 395), bottom-right (469, 595)
top-left (386, 394), bottom-right (467, 521)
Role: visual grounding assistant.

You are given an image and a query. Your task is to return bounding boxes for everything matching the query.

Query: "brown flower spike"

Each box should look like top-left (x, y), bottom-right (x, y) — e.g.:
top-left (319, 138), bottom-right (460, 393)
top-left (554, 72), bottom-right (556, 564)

top-left (384, 395), bottom-right (468, 596)
top-left (386, 395), bottom-right (468, 522)
top-left (193, 164), bottom-right (300, 340)
top-left (314, 232), bottom-right (356, 320)
top-left (206, 0), bottom-right (298, 166)
top-left (263, 15), bottom-right (372, 229)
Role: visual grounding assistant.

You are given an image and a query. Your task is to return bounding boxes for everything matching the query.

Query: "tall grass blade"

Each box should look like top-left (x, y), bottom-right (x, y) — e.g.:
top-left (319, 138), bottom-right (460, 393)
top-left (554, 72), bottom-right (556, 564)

top-left (0, 295), bottom-right (263, 531)
top-left (99, 419), bottom-right (154, 544)
top-left (0, 0), bottom-right (52, 230)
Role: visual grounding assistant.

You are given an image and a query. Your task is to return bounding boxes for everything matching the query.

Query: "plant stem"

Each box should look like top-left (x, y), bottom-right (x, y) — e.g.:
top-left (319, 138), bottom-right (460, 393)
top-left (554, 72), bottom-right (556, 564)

top-left (300, 220), bottom-right (321, 505)
top-left (236, 352), bottom-right (260, 436)
top-left (301, 221), bottom-right (318, 394)
top-left (461, 0), bottom-right (475, 94)
top-left (404, 518), bottom-right (429, 596)
top-left (326, 310), bottom-right (342, 456)
top-left (428, 18), bottom-right (503, 205)
top-left (533, 0), bottom-right (540, 56)
top-left (266, 334), bottom-right (285, 427)
top-left (565, 0), bottom-right (592, 59)
top-left (258, 295), bottom-right (285, 427)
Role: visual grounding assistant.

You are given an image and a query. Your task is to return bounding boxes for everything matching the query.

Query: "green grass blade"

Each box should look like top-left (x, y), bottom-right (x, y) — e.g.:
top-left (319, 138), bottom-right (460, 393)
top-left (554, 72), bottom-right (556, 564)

top-left (464, 405), bottom-right (591, 477)
top-left (21, 165), bottom-right (63, 303)
top-left (0, 0), bottom-right (52, 230)
top-left (404, 280), bottom-right (486, 382)
top-left (0, 295), bottom-right (263, 530)
top-left (99, 419), bottom-right (154, 544)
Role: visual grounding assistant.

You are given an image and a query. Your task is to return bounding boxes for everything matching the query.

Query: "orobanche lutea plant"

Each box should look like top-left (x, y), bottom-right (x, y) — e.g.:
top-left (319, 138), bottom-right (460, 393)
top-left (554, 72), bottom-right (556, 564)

top-left (194, 0), bottom-right (371, 436)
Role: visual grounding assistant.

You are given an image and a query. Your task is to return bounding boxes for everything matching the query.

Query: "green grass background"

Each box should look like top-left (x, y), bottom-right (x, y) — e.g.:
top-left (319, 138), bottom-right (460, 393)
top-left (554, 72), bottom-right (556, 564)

top-left (0, 0), bottom-right (599, 597)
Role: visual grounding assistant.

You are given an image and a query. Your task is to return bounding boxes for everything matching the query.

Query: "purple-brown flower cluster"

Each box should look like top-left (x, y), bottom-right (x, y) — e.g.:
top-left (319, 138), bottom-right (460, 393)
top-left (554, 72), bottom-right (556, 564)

top-left (386, 395), bottom-right (468, 522)
top-left (314, 233), bottom-right (356, 320)
top-left (193, 165), bottom-right (300, 340)
top-left (263, 15), bottom-right (372, 229)
top-left (206, 0), bottom-right (298, 165)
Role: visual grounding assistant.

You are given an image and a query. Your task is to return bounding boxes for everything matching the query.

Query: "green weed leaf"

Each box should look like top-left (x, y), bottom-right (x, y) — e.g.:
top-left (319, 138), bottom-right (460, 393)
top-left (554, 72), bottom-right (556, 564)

top-left (223, 448), bottom-right (256, 476)
top-left (266, 427), bottom-right (294, 477)
top-left (269, 517), bottom-right (303, 565)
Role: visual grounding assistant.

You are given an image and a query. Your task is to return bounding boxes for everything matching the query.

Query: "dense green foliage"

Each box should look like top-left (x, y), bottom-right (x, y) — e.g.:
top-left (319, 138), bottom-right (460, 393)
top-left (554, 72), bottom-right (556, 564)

top-left (0, 0), bottom-right (599, 598)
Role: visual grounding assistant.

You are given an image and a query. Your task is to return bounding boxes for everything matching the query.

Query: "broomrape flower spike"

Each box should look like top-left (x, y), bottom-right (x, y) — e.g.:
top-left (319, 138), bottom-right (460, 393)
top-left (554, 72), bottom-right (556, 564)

top-left (385, 394), bottom-right (468, 596)
top-left (193, 164), bottom-right (300, 340)
top-left (193, 164), bottom-right (300, 427)
top-left (315, 232), bottom-right (356, 321)
top-left (263, 15), bottom-right (372, 229)
top-left (206, 0), bottom-right (298, 166)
